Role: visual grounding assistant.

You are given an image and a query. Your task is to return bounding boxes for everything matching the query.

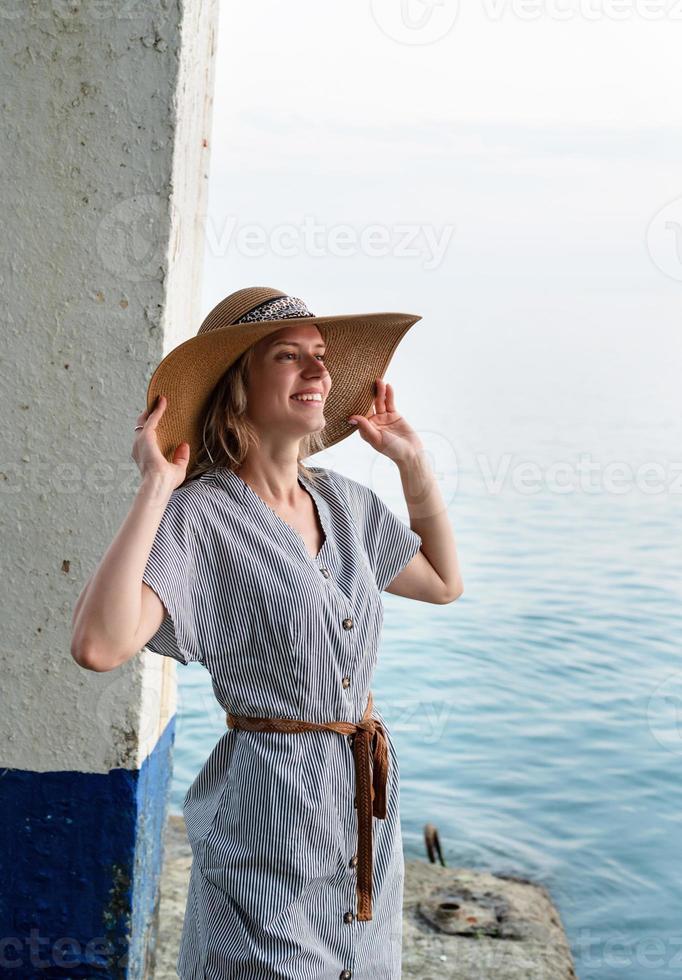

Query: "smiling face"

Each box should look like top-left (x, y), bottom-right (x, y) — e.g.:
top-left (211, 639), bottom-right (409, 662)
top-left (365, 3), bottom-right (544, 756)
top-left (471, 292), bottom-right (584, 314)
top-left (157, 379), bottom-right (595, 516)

top-left (244, 322), bottom-right (332, 444)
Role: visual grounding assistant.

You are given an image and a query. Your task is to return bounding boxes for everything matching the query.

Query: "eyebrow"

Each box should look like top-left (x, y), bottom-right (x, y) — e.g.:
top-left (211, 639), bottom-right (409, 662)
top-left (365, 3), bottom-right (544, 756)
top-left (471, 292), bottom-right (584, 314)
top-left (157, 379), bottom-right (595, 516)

top-left (268, 340), bottom-right (326, 349)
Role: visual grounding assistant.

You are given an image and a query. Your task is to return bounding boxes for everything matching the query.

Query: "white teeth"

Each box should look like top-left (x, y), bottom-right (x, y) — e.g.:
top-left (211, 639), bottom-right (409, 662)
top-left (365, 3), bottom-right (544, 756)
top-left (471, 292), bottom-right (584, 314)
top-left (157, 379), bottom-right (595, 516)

top-left (291, 393), bottom-right (322, 402)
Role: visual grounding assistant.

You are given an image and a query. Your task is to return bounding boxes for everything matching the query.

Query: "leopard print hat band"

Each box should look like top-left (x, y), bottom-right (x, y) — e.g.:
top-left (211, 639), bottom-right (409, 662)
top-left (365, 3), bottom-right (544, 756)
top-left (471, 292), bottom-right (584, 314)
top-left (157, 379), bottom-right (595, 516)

top-left (236, 295), bottom-right (316, 323)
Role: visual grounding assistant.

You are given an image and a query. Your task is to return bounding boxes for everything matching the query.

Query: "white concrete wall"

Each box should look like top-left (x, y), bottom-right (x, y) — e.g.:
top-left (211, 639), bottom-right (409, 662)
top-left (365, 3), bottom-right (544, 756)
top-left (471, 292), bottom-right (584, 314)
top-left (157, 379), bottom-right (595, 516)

top-left (0, 0), bottom-right (220, 774)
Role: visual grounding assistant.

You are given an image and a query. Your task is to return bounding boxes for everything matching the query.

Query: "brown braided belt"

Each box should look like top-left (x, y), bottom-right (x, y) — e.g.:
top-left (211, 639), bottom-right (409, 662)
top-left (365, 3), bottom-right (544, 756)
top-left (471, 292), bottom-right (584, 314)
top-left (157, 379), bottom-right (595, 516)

top-left (225, 689), bottom-right (388, 922)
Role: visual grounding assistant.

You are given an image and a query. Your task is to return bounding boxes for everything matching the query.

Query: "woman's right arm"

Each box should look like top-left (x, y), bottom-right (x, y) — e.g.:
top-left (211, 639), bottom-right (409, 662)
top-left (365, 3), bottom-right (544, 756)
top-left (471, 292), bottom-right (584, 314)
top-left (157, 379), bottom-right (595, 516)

top-left (70, 395), bottom-right (190, 672)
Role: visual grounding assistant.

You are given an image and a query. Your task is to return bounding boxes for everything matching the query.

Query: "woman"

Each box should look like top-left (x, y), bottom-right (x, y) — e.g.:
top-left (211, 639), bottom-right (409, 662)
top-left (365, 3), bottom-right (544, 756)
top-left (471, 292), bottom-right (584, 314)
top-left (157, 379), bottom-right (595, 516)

top-left (71, 287), bottom-right (463, 979)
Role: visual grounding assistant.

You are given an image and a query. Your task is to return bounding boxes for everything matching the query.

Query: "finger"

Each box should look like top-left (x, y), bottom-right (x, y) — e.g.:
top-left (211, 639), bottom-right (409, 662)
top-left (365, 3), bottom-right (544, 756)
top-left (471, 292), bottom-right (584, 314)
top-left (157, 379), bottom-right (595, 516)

top-left (384, 382), bottom-right (396, 414)
top-left (136, 397), bottom-right (159, 422)
top-left (172, 441), bottom-right (190, 467)
top-left (350, 410), bottom-right (374, 428)
top-left (353, 414), bottom-right (381, 448)
top-left (146, 394), bottom-right (166, 428)
top-left (374, 378), bottom-right (386, 415)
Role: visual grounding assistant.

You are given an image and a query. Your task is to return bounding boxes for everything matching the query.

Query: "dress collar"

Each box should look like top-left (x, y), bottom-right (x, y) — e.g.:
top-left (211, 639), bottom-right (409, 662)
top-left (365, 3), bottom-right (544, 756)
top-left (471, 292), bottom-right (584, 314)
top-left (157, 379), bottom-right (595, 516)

top-left (209, 464), bottom-right (316, 499)
top-left (208, 465), bottom-right (332, 563)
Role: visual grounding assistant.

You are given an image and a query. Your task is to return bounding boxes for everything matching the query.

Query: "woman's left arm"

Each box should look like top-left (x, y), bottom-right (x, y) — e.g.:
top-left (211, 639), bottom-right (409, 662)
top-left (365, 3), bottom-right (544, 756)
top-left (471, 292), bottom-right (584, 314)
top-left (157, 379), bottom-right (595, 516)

top-left (387, 449), bottom-right (463, 603)
top-left (347, 379), bottom-right (463, 605)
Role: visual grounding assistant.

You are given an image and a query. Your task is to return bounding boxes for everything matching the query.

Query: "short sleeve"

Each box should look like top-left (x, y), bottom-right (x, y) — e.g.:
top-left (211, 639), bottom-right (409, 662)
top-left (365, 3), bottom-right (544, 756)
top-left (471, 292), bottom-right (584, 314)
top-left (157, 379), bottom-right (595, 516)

top-left (141, 493), bottom-right (203, 666)
top-left (325, 468), bottom-right (422, 592)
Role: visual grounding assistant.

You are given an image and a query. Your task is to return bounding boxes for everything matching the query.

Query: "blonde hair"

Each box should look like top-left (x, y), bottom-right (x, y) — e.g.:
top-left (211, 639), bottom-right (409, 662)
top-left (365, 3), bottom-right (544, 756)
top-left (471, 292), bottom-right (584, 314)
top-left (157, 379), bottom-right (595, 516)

top-left (183, 330), bottom-right (328, 486)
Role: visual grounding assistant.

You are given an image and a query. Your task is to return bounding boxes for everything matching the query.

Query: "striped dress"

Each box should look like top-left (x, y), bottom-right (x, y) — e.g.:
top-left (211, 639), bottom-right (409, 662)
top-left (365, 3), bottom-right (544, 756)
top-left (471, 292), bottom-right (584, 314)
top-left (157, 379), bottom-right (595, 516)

top-left (142, 464), bottom-right (422, 980)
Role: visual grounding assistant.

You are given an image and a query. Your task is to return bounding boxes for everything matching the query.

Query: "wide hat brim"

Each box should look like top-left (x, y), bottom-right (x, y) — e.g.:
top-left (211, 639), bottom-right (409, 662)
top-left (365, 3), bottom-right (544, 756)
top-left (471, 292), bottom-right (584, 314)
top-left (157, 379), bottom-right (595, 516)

top-left (146, 309), bottom-right (422, 472)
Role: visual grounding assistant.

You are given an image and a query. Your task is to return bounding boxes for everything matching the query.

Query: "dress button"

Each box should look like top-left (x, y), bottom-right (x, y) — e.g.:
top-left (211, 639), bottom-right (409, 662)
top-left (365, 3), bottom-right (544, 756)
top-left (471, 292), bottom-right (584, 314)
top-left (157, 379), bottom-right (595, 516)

top-left (353, 795), bottom-right (358, 808)
top-left (341, 675), bottom-right (351, 689)
top-left (343, 911), bottom-right (354, 923)
top-left (340, 972), bottom-right (352, 980)
top-left (342, 617), bottom-right (353, 630)
top-left (349, 854), bottom-right (358, 868)
top-left (320, 567), bottom-right (330, 578)
top-left (347, 733), bottom-right (355, 747)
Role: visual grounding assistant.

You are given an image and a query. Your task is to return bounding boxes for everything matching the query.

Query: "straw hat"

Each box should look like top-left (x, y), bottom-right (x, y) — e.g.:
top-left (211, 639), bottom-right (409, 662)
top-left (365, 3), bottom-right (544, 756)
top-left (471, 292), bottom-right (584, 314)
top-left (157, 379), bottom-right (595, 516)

top-left (146, 286), bottom-right (422, 471)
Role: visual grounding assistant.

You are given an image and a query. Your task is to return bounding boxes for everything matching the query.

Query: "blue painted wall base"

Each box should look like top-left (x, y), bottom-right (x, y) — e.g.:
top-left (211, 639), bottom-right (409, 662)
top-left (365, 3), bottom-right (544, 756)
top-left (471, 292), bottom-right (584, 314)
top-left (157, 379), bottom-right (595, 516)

top-left (0, 715), bottom-right (177, 979)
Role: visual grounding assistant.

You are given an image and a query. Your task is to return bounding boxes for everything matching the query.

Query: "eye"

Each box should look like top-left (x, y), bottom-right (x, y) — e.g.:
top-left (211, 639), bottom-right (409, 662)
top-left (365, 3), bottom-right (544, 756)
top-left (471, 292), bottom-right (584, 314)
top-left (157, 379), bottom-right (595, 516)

top-left (278, 352), bottom-right (326, 361)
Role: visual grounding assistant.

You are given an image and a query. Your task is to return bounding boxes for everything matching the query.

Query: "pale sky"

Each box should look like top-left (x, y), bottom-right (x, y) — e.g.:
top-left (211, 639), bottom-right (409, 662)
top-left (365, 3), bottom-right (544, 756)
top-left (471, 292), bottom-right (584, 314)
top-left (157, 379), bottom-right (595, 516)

top-left (212, 0), bottom-right (682, 130)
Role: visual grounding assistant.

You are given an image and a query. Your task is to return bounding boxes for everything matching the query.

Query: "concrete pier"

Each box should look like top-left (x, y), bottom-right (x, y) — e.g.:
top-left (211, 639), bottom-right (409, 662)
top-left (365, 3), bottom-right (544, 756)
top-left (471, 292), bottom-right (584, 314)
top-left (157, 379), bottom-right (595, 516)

top-left (154, 816), bottom-right (576, 979)
top-left (0, 3), bottom-right (219, 974)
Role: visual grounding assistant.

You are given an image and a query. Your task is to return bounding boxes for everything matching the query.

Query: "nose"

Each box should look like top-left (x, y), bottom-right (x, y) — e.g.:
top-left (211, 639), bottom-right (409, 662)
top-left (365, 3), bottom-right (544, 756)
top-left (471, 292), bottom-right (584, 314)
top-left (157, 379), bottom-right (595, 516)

top-left (302, 352), bottom-right (328, 376)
